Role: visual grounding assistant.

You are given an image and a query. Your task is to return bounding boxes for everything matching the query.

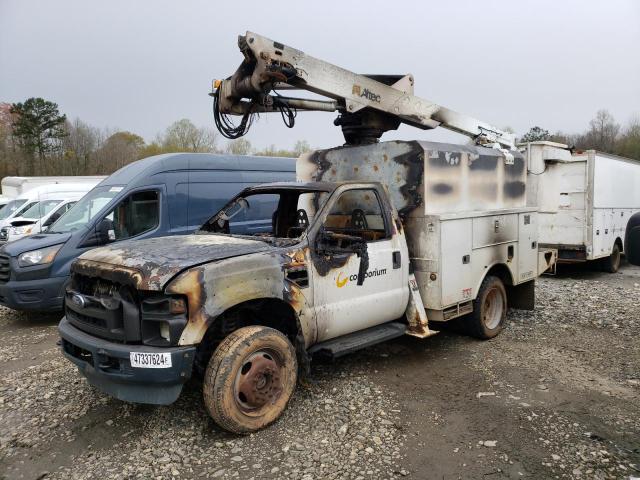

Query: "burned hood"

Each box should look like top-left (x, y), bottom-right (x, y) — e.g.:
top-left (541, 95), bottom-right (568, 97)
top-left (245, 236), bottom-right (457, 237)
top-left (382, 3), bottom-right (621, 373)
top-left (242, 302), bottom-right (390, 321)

top-left (73, 234), bottom-right (278, 291)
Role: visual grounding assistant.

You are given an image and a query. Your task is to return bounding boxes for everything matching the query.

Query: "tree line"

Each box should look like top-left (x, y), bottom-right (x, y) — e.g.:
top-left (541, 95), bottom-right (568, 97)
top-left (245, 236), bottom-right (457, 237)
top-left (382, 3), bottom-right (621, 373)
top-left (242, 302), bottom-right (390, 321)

top-left (0, 97), bottom-right (311, 177)
top-left (1, 98), bottom-right (638, 179)
top-left (518, 109), bottom-right (640, 160)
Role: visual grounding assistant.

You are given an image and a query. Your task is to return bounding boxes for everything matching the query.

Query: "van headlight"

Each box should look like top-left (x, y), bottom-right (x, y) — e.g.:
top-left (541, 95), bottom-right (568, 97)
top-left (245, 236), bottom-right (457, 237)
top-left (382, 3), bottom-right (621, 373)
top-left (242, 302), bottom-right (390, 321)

top-left (18, 244), bottom-right (63, 267)
top-left (11, 226), bottom-right (33, 236)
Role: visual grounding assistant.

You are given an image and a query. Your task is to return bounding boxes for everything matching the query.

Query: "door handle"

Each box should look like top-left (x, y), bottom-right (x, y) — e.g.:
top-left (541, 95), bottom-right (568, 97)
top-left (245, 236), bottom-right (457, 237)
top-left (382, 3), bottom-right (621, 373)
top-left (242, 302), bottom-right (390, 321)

top-left (392, 251), bottom-right (401, 269)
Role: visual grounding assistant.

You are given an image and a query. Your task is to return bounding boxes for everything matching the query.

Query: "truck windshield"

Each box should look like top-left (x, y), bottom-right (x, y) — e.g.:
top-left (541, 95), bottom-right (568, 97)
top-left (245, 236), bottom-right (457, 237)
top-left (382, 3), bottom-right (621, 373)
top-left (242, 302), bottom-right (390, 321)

top-left (0, 199), bottom-right (28, 220)
top-left (48, 186), bottom-right (121, 233)
top-left (199, 189), bottom-right (329, 240)
top-left (19, 200), bottom-right (64, 220)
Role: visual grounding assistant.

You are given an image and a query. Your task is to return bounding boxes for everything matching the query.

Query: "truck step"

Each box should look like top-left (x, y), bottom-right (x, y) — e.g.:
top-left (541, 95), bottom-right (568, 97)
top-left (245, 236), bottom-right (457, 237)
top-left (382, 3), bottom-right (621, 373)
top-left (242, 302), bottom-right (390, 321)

top-left (308, 322), bottom-right (406, 359)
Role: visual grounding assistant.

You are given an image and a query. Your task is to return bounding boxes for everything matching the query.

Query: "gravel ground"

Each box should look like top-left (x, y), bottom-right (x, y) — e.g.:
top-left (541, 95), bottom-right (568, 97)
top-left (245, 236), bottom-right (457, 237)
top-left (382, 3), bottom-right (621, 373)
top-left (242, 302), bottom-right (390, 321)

top-left (0, 262), bottom-right (639, 479)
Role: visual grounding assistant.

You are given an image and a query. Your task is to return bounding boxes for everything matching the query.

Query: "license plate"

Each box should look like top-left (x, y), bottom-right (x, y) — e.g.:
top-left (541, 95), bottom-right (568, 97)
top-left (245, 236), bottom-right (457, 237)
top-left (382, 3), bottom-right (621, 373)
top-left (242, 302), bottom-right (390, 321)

top-left (129, 352), bottom-right (172, 368)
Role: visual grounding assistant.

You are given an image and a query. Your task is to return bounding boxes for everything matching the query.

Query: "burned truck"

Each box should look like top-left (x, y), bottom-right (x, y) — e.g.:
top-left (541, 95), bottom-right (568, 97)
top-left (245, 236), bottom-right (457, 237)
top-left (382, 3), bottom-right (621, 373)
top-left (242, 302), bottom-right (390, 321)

top-left (58, 31), bottom-right (557, 433)
top-left (59, 140), bottom-right (556, 433)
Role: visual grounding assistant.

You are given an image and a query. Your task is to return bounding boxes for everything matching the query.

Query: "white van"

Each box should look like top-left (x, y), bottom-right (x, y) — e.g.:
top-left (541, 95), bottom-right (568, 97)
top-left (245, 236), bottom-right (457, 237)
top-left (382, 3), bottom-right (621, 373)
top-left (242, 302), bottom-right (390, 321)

top-left (5, 193), bottom-right (86, 242)
top-left (0, 182), bottom-right (102, 243)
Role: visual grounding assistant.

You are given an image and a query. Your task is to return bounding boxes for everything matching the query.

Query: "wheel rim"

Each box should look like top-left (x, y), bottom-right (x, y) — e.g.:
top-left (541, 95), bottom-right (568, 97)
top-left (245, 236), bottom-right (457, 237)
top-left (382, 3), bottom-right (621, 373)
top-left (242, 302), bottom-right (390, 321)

top-left (482, 287), bottom-right (504, 330)
top-left (234, 349), bottom-right (284, 416)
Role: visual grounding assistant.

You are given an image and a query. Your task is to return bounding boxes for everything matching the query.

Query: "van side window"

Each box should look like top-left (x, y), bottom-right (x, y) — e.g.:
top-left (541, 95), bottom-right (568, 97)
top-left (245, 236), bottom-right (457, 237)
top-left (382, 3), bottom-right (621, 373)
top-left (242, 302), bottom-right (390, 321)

top-left (322, 189), bottom-right (388, 242)
top-left (44, 202), bottom-right (76, 227)
top-left (102, 191), bottom-right (159, 241)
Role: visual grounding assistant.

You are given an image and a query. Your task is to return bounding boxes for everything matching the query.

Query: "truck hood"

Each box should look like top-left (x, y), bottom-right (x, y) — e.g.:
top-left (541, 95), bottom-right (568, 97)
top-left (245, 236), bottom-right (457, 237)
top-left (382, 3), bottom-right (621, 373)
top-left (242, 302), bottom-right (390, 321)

top-left (73, 234), bottom-right (278, 291)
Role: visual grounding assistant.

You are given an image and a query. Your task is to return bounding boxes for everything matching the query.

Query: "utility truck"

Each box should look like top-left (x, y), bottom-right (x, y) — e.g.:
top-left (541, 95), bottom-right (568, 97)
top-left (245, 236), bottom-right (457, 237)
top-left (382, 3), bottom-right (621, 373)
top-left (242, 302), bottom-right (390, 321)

top-left (523, 141), bottom-right (640, 272)
top-left (58, 31), bottom-right (556, 433)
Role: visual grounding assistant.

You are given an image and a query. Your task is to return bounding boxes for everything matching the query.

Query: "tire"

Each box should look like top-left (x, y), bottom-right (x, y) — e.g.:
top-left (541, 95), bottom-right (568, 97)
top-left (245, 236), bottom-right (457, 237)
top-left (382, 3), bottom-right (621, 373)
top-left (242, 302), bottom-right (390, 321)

top-left (203, 326), bottom-right (297, 434)
top-left (464, 275), bottom-right (507, 339)
top-left (601, 243), bottom-right (621, 273)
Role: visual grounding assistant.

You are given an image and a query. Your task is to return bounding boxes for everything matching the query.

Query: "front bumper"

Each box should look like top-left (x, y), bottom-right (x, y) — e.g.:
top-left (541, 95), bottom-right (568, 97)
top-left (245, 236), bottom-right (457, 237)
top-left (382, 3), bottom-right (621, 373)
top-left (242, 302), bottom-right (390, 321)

top-left (0, 275), bottom-right (68, 311)
top-left (58, 317), bottom-right (196, 405)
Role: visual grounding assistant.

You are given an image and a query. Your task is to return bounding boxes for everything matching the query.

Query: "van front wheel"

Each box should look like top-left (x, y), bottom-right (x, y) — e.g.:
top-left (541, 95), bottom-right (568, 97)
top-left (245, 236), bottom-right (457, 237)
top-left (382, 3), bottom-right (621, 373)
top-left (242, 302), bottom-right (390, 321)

top-left (465, 275), bottom-right (507, 339)
top-left (203, 326), bottom-right (297, 434)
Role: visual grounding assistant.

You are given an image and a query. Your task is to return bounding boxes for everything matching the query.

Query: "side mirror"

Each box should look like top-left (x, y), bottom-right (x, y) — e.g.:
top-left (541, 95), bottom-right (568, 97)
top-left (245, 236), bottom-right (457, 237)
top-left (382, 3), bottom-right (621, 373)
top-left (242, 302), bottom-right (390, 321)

top-left (97, 218), bottom-right (115, 244)
top-left (316, 230), bottom-right (369, 285)
top-left (625, 212), bottom-right (640, 266)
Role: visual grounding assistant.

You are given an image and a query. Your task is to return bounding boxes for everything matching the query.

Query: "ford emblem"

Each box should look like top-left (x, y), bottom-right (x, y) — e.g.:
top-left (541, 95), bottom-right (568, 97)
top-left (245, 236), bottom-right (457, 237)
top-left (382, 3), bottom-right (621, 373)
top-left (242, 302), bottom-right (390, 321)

top-left (71, 293), bottom-right (86, 308)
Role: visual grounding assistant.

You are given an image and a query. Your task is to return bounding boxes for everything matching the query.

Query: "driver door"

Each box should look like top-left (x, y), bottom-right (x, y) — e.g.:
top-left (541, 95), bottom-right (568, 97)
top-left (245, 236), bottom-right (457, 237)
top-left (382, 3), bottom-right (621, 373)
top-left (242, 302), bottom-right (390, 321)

top-left (312, 186), bottom-right (409, 342)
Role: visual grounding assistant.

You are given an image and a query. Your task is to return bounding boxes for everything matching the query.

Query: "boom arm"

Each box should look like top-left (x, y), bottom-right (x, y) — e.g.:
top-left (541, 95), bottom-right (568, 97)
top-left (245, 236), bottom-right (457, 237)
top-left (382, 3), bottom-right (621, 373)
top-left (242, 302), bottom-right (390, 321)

top-left (213, 31), bottom-right (515, 149)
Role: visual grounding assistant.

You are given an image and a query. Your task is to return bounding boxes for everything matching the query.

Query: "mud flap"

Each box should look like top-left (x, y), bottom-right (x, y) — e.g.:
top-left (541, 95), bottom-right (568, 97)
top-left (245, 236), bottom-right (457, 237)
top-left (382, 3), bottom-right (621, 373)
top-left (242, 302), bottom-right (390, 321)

top-left (507, 280), bottom-right (535, 310)
top-left (405, 274), bottom-right (436, 338)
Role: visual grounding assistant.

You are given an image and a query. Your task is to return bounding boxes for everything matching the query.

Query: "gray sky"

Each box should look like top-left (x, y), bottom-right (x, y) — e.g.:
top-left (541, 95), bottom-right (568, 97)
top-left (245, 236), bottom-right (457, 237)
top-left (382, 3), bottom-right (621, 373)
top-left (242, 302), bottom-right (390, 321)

top-left (1, 0), bottom-right (639, 150)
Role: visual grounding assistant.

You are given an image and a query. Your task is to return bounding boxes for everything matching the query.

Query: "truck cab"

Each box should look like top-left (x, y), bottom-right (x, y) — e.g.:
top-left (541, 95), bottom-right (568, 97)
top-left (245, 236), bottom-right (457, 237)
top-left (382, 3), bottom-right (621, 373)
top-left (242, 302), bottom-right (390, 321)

top-left (59, 141), bottom-right (555, 433)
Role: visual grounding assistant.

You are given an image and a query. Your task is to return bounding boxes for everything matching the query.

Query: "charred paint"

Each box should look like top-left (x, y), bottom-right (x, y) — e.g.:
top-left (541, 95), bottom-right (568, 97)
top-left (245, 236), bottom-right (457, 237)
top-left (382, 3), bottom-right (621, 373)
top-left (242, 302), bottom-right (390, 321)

top-left (432, 183), bottom-right (453, 195)
top-left (468, 155), bottom-right (498, 171)
top-left (504, 181), bottom-right (526, 198)
top-left (165, 267), bottom-right (208, 333)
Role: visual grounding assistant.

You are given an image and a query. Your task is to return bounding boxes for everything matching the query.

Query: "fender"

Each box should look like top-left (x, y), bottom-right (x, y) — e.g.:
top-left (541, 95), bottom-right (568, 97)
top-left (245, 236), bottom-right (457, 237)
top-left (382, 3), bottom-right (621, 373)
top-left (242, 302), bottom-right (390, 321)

top-left (166, 250), bottom-right (315, 346)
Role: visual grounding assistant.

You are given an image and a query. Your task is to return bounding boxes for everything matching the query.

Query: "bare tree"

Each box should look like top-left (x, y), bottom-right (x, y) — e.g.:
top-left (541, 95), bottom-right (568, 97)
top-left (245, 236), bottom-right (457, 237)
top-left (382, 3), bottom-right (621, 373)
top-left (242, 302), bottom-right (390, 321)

top-left (293, 140), bottom-right (311, 156)
top-left (584, 109), bottom-right (620, 152)
top-left (62, 118), bottom-right (101, 174)
top-left (226, 138), bottom-right (252, 155)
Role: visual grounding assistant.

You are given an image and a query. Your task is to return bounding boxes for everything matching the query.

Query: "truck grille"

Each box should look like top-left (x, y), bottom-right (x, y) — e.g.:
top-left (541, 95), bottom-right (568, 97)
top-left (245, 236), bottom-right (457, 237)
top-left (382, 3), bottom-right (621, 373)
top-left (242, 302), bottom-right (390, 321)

top-left (66, 274), bottom-right (141, 343)
top-left (0, 227), bottom-right (7, 242)
top-left (0, 254), bottom-right (10, 283)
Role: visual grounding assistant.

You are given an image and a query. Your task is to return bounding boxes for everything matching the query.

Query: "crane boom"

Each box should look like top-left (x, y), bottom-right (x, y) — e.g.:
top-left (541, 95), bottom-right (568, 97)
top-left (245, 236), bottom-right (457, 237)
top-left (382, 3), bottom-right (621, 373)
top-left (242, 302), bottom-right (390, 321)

top-left (213, 31), bottom-right (515, 149)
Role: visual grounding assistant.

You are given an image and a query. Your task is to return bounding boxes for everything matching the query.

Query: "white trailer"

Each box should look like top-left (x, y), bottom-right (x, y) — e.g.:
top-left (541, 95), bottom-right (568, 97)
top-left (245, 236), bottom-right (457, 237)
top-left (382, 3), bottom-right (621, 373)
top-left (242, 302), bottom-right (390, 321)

top-left (1, 176), bottom-right (106, 198)
top-left (524, 141), bottom-right (640, 272)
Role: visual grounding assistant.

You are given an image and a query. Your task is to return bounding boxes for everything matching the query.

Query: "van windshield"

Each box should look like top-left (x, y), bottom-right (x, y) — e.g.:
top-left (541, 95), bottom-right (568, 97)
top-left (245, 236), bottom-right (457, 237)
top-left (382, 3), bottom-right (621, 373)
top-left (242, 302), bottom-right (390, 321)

top-left (48, 186), bottom-right (121, 233)
top-left (20, 200), bottom-right (64, 220)
top-left (0, 199), bottom-right (28, 220)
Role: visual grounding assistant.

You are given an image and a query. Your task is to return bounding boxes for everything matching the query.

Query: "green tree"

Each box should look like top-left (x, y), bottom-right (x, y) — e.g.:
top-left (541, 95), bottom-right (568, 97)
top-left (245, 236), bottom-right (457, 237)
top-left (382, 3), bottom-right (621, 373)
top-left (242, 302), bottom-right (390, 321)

top-left (10, 97), bottom-right (68, 172)
top-left (161, 118), bottom-right (217, 152)
top-left (520, 126), bottom-right (550, 143)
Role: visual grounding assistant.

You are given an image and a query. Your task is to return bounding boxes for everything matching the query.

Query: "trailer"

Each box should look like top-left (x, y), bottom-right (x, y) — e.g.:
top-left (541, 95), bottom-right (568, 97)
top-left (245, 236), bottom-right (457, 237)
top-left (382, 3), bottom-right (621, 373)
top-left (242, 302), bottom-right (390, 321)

top-left (524, 141), bottom-right (640, 272)
top-left (1, 176), bottom-right (106, 198)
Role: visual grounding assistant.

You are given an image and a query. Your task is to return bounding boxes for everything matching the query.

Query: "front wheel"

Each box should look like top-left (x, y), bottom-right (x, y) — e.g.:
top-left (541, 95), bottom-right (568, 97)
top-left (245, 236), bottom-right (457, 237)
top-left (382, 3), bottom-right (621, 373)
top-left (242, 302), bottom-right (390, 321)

top-left (464, 275), bottom-right (507, 339)
top-left (203, 326), bottom-right (297, 434)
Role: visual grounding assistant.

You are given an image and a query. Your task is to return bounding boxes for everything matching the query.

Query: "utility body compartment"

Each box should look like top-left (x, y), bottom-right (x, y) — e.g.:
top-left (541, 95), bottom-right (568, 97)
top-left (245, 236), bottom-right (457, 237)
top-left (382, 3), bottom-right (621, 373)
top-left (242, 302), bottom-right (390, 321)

top-left (299, 140), bottom-right (553, 320)
top-left (524, 142), bottom-right (640, 263)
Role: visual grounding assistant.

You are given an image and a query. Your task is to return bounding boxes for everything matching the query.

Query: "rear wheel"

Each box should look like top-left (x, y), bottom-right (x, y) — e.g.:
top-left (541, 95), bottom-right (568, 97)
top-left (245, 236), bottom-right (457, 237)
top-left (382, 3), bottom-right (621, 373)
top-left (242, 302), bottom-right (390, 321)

top-left (464, 275), bottom-right (507, 339)
top-left (601, 243), bottom-right (621, 273)
top-left (203, 326), bottom-right (297, 434)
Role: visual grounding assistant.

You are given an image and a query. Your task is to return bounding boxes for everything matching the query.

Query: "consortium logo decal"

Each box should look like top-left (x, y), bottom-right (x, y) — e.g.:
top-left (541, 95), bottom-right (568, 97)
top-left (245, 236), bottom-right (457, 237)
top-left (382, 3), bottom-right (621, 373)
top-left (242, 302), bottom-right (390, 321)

top-left (336, 268), bottom-right (387, 287)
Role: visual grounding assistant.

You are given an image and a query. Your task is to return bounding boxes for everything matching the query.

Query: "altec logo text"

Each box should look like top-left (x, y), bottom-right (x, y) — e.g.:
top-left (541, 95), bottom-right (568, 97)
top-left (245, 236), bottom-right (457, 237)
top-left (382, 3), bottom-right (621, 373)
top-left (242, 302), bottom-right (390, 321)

top-left (336, 268), bottom-right (387, 287)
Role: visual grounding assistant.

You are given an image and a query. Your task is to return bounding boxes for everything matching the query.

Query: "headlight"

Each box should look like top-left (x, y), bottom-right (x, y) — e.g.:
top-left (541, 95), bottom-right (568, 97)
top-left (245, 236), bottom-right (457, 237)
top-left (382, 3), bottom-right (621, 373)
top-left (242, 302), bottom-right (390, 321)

top-left (11, 226), bottom-right (33, 236)
top-left (18, 244), bottom-right (63, 267)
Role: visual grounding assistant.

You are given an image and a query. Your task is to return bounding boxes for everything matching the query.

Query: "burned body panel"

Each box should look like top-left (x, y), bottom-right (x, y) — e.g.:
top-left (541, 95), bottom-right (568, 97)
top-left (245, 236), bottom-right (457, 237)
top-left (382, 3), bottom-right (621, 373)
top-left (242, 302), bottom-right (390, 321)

top-left (166, 249), bottom-right (315, 347)
top-left (74, 235), bottom-right (278, 290)
top-left (298, 140), bottom-right (526, 216)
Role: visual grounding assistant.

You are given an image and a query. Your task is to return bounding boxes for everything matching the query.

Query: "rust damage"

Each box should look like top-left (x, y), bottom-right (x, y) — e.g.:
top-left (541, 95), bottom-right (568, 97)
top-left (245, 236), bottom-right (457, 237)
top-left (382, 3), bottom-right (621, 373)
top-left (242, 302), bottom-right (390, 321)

top-left (72, 259), bottom-right (145, 290)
